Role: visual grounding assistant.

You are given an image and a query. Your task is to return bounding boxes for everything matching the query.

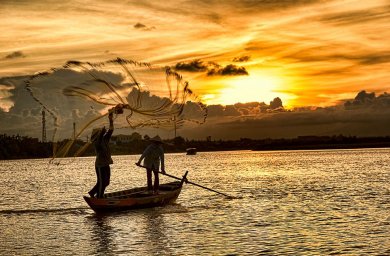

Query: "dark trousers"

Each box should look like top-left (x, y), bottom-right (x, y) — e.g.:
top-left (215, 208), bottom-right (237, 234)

top-left (146, 168), bottom-right (159, 192)
top-left (89, 165), bottom-right (111, 198)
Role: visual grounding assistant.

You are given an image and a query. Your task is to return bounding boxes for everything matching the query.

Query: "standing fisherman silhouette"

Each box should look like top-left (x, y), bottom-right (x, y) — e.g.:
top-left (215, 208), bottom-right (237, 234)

top-left (136, 136), bottom-right (166, 194)
top-left (88, 111), bottom-right (115, 198)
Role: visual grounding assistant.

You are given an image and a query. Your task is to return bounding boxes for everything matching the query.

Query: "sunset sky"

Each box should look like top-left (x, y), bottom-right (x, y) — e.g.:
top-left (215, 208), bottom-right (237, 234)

top-left (1, 0), bottom-right (390, 139)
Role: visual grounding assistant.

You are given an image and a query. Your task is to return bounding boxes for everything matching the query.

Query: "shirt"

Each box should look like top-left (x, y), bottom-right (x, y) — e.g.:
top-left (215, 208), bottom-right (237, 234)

top-left (139, 143), bottom-right (164, 170)
top-left (94, 128), bottom-right (113, 167)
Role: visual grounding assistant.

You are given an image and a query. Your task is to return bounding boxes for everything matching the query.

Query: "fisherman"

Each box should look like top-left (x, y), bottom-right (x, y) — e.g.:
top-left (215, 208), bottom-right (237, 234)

top-left (88, 111), bottom-right (114, 198)
top-left (136, 135), bottom-right (166, 194)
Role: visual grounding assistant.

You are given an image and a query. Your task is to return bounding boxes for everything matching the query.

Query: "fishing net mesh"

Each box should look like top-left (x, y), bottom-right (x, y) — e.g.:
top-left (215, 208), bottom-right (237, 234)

top-left (25, 58), bottom-right (207, 159)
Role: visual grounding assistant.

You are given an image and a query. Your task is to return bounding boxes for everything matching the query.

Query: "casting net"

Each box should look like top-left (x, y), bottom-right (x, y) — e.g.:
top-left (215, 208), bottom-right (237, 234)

top-left (25, 58), bottom-right (207, 159)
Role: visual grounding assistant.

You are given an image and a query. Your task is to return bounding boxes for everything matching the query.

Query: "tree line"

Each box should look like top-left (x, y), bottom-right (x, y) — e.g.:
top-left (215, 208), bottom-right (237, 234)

top-left (1, 133), bottom-right (390, 160)
top-left (0, 134), bottom-right (52, 160)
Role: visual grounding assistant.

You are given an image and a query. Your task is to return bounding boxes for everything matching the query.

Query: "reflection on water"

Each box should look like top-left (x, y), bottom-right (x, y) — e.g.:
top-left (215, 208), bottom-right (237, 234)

top-left (0, 149), bottom-right (389, 255)
top-left (87, 215), bottom-right (116, 256)
top-left (144, 210), bottom-right (174, 255)
top-left (84, 206), bottom-right (182, 255)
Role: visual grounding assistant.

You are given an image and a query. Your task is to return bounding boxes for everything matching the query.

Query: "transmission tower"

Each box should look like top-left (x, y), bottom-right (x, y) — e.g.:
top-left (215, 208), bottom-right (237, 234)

top-left (73, 122), bottom-right (76, 140)
top-left (42, 110), bottom-right (47, 142)
top-left (173, 115), bottom-right (177, 138)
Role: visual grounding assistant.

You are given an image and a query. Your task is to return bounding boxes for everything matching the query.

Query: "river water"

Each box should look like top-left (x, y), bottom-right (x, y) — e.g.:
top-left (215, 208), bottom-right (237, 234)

top-left (0, 149), bottom-right (389, 255)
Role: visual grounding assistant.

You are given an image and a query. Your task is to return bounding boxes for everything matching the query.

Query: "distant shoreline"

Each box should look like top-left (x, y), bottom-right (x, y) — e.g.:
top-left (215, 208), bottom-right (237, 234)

top-left (1, 145), bottom-right (390, 162)
top-left (251, 143), bottom-right (390, 152)
top-left (1, 134), bottom-right (390, 160)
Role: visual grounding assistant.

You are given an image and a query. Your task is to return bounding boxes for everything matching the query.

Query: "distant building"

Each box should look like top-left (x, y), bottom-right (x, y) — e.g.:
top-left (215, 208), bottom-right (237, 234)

top-left (115, 134), bottom-right (132, 143)
top-left (111, 132), bottom-right (142, 144)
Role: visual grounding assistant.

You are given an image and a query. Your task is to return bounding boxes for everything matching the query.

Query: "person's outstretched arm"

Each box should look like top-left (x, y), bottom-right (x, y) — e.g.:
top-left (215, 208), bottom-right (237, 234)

top-left (137, 144), bottom-right (151, 166)
top-left (105, 112), bottom-right (114, 140)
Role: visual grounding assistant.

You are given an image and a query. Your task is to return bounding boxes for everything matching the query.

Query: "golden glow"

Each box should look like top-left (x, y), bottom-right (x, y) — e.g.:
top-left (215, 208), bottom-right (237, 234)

top-left (204, 72), bottom-right (295, 106)
top-left (202, 94), bottom-right (216, 101)
top-left (1, 0), bottom-right (389, 107)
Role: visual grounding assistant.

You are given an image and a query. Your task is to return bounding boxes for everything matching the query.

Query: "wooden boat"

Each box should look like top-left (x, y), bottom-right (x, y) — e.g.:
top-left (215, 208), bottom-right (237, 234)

top-left (84, 173), bottom-right (187, 213)
top-left (186, 148), bottom-right (197, 155)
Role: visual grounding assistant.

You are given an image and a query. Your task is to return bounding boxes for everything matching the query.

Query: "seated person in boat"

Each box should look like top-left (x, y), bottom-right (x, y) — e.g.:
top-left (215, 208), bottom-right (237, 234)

top-left (88, 111), bottom-right (114, 198)
top-left (136, 135), bottom-right (166, 194)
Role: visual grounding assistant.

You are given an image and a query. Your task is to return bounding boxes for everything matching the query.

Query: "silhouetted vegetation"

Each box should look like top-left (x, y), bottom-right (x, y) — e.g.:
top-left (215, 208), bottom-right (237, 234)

top-left (1, 133), bottom-right (390, 160)
top-left (0, 134), bottom-right (52, 160)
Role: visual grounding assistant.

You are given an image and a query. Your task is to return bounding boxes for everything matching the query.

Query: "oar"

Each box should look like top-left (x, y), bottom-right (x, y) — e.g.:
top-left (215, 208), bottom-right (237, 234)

top-left (135, 164), bottom-right (235, 199)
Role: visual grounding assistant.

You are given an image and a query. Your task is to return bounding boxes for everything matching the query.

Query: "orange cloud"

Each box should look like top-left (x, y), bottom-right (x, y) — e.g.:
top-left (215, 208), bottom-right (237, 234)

top-left (0, 0), bottom-right (389, 108)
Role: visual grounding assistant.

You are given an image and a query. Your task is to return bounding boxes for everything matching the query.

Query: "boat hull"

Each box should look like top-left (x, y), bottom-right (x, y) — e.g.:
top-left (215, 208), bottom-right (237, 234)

top-left (84, 181), bottom-right (183, 213)
top-left (186, 148), bottom-right (197, 155)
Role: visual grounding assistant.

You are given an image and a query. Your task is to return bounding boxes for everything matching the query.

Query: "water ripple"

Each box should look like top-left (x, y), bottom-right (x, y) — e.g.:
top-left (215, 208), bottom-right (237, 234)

top-left (0, 149), bottom-right (389, 255)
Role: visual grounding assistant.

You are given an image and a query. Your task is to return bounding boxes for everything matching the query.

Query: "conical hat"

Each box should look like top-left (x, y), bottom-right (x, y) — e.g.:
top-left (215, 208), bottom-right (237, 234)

top-left (91, 128), bottom-right (102, 141)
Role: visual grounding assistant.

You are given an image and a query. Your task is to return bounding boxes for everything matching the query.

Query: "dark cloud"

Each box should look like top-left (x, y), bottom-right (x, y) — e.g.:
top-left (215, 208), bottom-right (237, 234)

top-left (182, 101), bottom-right (206, 120)
top-left (344, 90), bottom-right (390, 109)
top-left (29, 107), bottom-right (41, 116)
top-left (134, 22), bottom-right (156, 31)
top-left (174, 60), bottom-right (248, 76)
top-left (328, 90), bottom-right (390, 110)
top-left (134, 22), bottom-right (146, 29)
top-left (0, 76), bottom-right (29, 112)
top-left (234, 102), bottom-right (261, 115)
top-left (205, 104), bottom-right (244, 117)
top-left (180, 105), bottom-right (390, 140)
top-left (21, 109), bottom-right (30, 117)
top-left (357, 53), bottom-right (390, 65)
top-left (224, 105), bottom-right (241, 116)
top-left (2, 71), bottom-right (390, 141)
top-left (4, 51), bottom-right (25, 59)
top-left (179, 90), bottom-right (390, 140)
top-left (0, 60), bottom-right (209, 140)
top-left (233, 56), bottom-right (250, 62)
top-left (207, 64), bottom-right (248, 76)
top-left (205, 100), bottom-right (283, 118)
top-left (234, 102), bottom-right (260, 109)
top-left (354, 90), bottom-right (376, 103)
top-left (206, 105), bottom-right (225, 117)
top-left (0, 70), bottom-right (124, 139)
top-left (0, 106), bottom-right (42, 138)
top-left (269, 97), bottom-right (283, 109)
top-left (174, 60), bottom-right (209, 72)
